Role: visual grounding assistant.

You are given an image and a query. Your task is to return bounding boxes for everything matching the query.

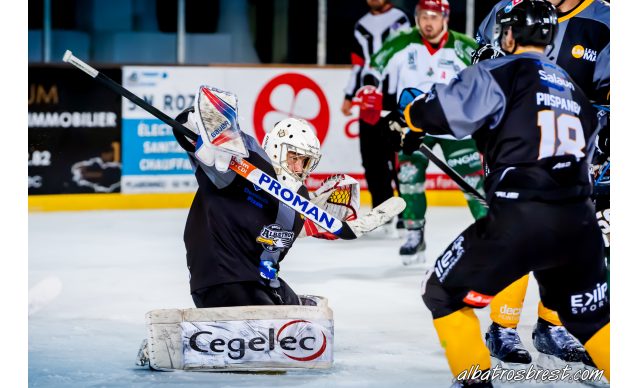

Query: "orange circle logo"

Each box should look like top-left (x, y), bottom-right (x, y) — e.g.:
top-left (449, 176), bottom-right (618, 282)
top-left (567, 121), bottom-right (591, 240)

top-left (572, 45), bottom-right (585, 59)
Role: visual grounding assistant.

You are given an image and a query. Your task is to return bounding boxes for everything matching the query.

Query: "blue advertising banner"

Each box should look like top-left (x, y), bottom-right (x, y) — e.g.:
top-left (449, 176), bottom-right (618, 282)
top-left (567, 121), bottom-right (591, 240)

top-left (121, 67), bottom-right (225, 193)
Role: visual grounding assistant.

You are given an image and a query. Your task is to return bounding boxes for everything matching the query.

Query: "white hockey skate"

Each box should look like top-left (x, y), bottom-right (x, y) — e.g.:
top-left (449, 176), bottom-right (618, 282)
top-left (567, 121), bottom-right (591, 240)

top-left (399, 228), bottom-right (426, 265)
top-left (136, 339), bottom-right (149, 367)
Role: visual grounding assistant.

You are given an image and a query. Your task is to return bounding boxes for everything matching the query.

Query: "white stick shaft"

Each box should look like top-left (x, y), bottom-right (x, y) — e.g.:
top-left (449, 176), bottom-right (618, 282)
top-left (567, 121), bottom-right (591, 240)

top-left (62, 50), bottom-right (98, 78)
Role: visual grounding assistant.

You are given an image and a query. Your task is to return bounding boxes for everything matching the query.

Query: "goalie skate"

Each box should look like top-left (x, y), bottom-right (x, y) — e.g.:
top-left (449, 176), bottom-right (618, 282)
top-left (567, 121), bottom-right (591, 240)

top-left (400, 228), bottom-right (426, 265)
top-left (136, 339), bottom-right (149, 367)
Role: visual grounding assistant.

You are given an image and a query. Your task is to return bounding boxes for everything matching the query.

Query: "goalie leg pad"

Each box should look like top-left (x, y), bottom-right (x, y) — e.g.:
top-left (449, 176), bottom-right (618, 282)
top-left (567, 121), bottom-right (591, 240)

top-left (141, 296), bottom-right (333, 371)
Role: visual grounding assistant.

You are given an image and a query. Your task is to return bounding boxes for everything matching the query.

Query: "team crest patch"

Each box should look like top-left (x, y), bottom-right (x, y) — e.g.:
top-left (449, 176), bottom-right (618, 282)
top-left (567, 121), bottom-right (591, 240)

top-left (256, 224), bottom-right (294, 252)
top-left (408, 51), bottom-right (417, 70)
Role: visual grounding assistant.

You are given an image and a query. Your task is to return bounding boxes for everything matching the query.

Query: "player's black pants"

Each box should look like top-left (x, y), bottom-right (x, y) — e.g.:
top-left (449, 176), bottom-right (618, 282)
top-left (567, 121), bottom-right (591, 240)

top-left (422, 198), bottom-right (609, 344)
top-left (192, 278), bottom-right (300, 308)
top-left (359, 118), bottom-right (396, 208)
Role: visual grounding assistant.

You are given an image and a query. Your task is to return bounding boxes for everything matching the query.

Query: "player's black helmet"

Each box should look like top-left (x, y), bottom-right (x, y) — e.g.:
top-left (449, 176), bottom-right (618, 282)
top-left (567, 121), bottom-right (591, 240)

top-left (496, 0), bottom-right (558, 47)
top-left (471, 44), bottom-right (506, 64)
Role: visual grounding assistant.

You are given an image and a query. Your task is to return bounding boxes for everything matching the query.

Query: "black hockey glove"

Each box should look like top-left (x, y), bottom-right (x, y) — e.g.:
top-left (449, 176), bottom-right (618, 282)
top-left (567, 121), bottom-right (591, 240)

top-left (402, 129), bottom-right (425, 155)
top-left (385, 109), bottom-right (407, 132)
top-left (388, 87), bottom-right (424, 131)
top-left (382, 110), bottom-right (404, 152)
top-left (385, 87), bottom-right (426, 151)
top-left (386, 126), bottom-right (403, 152)
top-left (471, 44), bottom-right (506, 65)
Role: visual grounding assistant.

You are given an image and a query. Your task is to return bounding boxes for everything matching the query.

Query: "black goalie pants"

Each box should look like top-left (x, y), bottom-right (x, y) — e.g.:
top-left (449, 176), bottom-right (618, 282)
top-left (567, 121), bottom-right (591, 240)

top-left (422, 198), bottom-right (609, 344)
top-left (192, 278), bottom-right (300, 308)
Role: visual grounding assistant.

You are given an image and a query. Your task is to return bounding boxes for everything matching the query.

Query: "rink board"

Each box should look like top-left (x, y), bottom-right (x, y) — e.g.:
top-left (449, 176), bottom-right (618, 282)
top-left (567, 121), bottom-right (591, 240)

top-left (28, 188), bottom-right (468, 211)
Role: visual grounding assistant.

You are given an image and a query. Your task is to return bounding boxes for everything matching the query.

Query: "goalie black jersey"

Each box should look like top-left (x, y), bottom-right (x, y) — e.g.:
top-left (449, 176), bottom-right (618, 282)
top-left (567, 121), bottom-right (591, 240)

top-left (406, 51), bottom-right (598, 203)
top-left (476, 0), bottom-right (610, 103)
top-left (174, 109), bottom-right (305, 293)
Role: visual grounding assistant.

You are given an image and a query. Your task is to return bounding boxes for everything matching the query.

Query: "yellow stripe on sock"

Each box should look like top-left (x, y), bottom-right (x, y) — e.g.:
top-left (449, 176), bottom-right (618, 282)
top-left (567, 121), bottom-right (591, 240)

top-left (584, 323), bottom-right (610, 382)
top-left (490, 274), bottom-right (529, 328)
top-left (538, 302), bottom-right (562, 326)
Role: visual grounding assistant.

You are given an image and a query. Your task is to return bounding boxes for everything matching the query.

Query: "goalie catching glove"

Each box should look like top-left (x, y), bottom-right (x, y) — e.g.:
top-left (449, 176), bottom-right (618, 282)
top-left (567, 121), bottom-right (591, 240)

top-left (302, 174), bottom-right (360, 239)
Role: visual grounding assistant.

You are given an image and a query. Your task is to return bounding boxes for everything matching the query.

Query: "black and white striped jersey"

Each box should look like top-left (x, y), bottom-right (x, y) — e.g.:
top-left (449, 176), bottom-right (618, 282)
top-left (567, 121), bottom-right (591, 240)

top-left (344, 6), bottom-right (410, 99)
top-left (406, 51), bottom-right (598, 203)
top-left (476, 0), bottom-right (609, 103)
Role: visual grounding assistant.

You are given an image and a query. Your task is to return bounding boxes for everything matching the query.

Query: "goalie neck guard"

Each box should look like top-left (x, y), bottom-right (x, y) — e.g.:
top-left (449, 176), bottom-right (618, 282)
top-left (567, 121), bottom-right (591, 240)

top-left (262, 118), bottom-right (322, 190)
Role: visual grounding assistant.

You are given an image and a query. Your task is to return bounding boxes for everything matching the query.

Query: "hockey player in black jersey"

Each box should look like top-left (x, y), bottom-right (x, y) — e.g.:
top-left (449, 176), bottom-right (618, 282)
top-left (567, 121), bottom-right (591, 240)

top-left (399, 0), bottom-right (609, 385)
top-left (474, 0), bottom-right (609, 368)
top-left (173, 87), bottom-right (373, 309)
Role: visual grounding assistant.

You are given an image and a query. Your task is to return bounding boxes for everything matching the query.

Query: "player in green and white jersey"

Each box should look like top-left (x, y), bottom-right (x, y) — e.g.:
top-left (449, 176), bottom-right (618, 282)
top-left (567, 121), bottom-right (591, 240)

top-left (370, 0), bottom-right (486, 265)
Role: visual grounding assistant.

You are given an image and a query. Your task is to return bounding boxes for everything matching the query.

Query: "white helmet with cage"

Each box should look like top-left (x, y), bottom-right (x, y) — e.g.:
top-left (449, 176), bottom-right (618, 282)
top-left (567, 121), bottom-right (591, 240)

top-left (262, 118), bottom-right (322, 189)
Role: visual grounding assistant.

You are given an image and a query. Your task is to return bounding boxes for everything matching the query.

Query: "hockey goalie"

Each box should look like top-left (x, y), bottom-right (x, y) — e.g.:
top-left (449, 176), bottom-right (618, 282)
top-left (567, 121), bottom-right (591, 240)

top-left (135, 85), bottom-right (405, 371)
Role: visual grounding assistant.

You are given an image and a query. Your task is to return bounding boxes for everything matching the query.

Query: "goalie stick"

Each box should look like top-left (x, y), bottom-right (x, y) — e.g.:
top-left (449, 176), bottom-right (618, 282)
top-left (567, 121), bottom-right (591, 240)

top-left (417, 143), bottom-right (487, 207)
top-left (62, 50), bottom-right (404, 239)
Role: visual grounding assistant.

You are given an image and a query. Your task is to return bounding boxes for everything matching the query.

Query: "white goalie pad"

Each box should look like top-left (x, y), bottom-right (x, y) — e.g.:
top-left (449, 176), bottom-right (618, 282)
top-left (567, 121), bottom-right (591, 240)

top-left (140, 295), bottom-right (333, 372)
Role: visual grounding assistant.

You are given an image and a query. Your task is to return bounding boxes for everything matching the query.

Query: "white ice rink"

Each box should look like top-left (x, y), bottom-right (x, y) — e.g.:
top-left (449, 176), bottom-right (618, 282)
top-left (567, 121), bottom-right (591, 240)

top-left (28, 207), bottom-right (604, 387)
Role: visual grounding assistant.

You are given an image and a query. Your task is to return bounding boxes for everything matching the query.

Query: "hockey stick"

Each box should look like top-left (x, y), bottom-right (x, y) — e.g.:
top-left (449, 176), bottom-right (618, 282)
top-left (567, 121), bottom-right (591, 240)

top-left (417, 143), bottom-right (487, 207)
top-left (62, 50), bottom-right (404, 239)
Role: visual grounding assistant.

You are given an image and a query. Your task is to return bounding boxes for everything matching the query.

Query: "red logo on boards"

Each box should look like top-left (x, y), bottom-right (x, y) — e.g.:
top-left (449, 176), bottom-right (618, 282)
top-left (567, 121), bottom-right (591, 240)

top-left (277, 319), bottom-right (328, 361)
top-left (253, 73), bottom-right (330, 145)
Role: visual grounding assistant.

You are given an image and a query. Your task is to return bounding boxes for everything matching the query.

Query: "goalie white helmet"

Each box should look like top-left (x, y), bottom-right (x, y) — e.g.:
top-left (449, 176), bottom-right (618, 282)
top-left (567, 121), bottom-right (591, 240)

top-left (262, 118), bottom-right (322, 189)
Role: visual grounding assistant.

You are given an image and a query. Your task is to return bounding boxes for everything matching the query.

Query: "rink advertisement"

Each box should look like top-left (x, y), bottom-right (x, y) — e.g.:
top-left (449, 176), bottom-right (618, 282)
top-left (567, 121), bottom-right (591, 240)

top-left (121, 65), bottom-right (459, 194)
top-left (121, 66), bottom-right (357, 193)
top-left (121, 67), bottom-right (221, 193)
top-left (28, 66), bottom-right (122, 194)
top-left (181, 319), bottom-right (333, 368)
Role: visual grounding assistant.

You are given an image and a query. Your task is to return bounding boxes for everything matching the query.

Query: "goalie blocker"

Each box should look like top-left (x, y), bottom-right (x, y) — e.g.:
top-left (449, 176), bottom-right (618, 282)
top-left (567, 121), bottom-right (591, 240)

top-left (137, 296), bottom-right (333, 371)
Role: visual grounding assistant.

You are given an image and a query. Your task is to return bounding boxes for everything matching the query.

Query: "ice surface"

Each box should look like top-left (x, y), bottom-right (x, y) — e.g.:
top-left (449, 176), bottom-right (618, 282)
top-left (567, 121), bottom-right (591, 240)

top-left (29, 207), bottom-right (602, 387)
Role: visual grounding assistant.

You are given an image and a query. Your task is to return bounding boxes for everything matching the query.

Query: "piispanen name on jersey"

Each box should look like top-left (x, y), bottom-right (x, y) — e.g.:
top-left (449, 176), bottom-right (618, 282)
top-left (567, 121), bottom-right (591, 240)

top-left (536, 92), bottom-right (581, 115)
top-left (257, 173), bottom-right (341, 234)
